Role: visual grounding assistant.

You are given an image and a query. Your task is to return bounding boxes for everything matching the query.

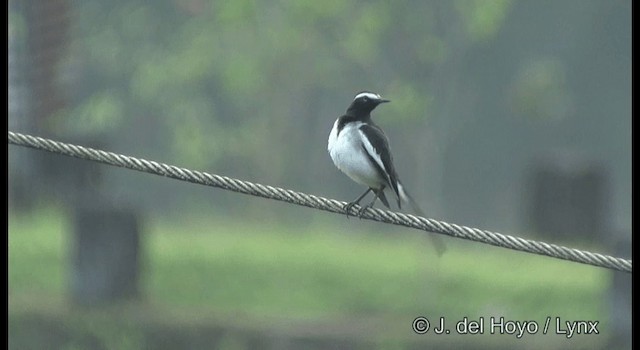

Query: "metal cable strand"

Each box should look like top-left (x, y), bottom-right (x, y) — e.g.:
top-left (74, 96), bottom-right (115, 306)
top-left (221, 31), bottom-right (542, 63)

top-left (8, 131), bottom-right (632, 273)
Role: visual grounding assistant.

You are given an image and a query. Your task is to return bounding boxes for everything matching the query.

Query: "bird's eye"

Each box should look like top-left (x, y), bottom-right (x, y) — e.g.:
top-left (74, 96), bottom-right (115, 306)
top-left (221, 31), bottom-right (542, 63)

top-left (362, 96), bottom-right (368, 102)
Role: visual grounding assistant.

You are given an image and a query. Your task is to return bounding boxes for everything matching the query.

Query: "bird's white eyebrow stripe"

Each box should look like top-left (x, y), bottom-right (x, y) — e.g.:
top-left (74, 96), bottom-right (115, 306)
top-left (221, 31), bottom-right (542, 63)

top-left (354, 92), bottom-right (381, 100)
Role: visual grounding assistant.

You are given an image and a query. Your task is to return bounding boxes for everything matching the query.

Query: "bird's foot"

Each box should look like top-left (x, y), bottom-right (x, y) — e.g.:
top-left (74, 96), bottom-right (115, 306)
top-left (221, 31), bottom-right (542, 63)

top-left (343, 188), bottom-right (373, 218)
top-left (344, 201), bottom-right (358, 218)
top-left (356, 203), bottom-right (373, 218)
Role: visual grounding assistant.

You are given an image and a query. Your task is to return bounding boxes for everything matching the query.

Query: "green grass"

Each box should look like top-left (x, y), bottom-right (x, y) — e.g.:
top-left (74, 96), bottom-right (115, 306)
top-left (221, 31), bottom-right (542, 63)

top-left (8, 206), bottom-right (70, 298)
top-left (144, 212), bottom-right (608, 322)
top-left (8, 205), bottom-right (610, 346)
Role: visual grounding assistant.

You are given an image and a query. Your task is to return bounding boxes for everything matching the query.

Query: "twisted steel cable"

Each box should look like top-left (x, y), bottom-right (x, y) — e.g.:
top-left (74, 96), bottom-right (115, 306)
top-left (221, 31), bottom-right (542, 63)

top-left (8, 131), bottom-right (631, 273)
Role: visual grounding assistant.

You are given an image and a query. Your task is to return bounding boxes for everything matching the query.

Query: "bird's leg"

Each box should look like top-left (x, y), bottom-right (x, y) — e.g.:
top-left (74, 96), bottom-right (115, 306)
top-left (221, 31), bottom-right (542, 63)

top-left (344, 188), bottom-right (372, 217)
top-left (357, 191), bottom-right (382, 218)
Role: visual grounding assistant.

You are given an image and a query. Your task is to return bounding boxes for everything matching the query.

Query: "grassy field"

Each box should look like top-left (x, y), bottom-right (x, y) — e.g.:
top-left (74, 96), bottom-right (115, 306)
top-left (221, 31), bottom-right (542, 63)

top-left (8, 205), bottom-right (611, 348)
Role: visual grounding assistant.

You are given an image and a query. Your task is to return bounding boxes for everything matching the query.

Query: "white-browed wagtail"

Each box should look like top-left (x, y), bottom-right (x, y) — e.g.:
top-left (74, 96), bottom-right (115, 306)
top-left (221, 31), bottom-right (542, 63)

top-left (328, 91), bottom-right (446, 255)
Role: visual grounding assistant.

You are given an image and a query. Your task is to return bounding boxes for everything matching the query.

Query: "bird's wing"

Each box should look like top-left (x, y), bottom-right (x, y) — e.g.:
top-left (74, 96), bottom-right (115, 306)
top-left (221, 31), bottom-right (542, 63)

top-left (358, 123), bottom-right (400, 203)
top-left (360, 122), bottom-right (447, 256)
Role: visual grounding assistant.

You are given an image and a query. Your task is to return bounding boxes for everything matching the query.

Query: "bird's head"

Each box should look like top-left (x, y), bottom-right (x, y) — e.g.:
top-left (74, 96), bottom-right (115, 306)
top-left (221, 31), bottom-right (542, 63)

top-left (347, 91), bottom-right (390, 115)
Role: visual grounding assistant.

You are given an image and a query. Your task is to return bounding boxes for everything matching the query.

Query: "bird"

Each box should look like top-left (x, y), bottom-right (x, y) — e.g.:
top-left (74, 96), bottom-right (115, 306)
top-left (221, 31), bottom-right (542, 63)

top-left (328, 91), bottom-right (446, 255)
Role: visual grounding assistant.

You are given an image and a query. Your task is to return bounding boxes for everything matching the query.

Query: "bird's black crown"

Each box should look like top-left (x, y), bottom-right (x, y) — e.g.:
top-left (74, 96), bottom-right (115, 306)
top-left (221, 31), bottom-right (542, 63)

top-left (347, 91), bottom-right (390, 115)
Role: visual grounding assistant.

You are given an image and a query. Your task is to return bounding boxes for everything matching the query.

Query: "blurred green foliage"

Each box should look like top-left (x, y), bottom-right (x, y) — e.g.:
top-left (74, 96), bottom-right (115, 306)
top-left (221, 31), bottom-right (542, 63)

top-left (55, 0), bottom-right (512, 174)
top-left (455, 0), bottom-right (512, 42)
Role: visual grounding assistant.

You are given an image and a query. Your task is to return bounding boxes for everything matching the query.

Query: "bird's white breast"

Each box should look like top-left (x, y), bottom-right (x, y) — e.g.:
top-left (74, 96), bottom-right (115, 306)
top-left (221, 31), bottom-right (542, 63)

top-left (328, 119), bottom-right (384, 189)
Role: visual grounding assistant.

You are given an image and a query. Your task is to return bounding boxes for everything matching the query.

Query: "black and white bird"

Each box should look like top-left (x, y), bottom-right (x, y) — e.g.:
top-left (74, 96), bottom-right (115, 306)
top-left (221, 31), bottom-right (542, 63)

top-left (328, 91), bottom-right (446, 255)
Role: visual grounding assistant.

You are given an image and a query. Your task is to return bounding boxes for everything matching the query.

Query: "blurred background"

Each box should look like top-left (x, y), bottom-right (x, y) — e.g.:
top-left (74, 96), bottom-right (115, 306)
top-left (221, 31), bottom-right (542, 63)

top-left (8, 0), bottom-right (631, 349)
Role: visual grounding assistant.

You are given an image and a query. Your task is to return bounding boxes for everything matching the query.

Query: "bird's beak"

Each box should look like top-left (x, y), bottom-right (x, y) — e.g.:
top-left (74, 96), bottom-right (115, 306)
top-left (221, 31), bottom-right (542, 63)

top-left (378, 99), bottom-right (390, 104)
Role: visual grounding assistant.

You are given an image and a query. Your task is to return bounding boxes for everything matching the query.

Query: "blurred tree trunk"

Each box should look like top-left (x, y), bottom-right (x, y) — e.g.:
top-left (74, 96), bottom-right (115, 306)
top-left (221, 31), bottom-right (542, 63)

top-left (72, 203), bottom-right (141, 305)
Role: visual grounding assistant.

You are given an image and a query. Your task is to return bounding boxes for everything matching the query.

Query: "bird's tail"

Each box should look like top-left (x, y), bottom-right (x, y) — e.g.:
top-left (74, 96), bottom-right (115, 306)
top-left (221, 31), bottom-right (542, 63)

top-left (397, 183), bottom-right (447, 256)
